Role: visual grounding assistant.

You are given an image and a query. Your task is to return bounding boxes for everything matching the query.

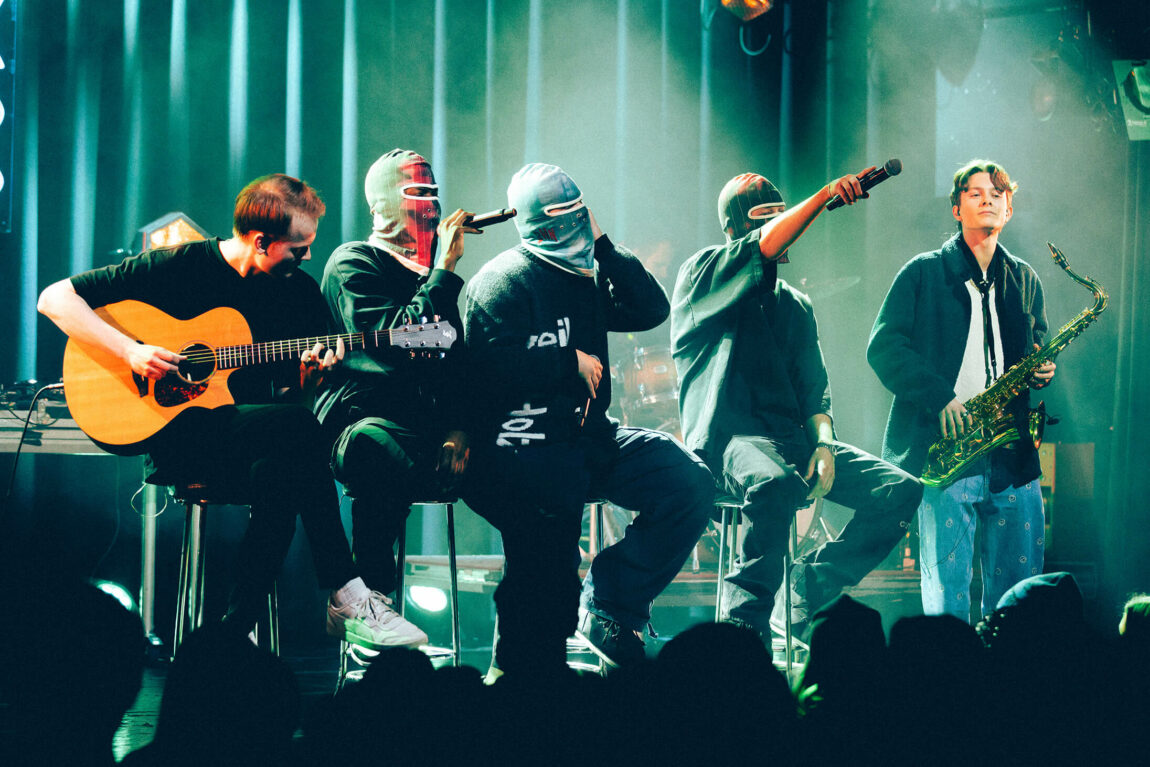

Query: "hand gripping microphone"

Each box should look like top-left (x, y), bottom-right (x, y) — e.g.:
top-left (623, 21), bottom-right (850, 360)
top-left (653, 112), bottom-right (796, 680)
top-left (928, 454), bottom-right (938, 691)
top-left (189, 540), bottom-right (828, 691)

top-left (826, 159), bottom-right (902, 210)
top-left (465, 208), bottom-right (517, 229)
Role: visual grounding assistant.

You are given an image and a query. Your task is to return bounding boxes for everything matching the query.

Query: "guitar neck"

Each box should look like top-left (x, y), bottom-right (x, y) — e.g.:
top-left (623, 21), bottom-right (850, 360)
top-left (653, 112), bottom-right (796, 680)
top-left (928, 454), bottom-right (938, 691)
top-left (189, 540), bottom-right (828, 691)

top-left (211, 329), bottom-right (391, 370)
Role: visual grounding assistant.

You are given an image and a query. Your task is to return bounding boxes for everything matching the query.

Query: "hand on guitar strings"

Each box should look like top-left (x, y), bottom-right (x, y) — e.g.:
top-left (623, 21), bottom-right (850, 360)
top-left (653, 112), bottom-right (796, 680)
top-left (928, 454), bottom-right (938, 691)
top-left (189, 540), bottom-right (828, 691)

top-left (128, 343), bottom-right (186, 380)
top-left (299, 338), bottom-right (345, 391)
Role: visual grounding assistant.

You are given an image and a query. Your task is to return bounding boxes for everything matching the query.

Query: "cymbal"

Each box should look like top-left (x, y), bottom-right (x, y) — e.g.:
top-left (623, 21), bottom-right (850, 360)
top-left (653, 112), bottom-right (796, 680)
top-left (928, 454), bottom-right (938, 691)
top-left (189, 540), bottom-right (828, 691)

top-left (796, 275), bottom-right (861, 300)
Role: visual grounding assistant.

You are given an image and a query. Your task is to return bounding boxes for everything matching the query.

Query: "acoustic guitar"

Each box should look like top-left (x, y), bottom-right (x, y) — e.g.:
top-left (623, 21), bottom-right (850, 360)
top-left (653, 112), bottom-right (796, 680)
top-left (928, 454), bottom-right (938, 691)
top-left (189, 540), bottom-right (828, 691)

top-left (61, 299), bottom-right (456, 454)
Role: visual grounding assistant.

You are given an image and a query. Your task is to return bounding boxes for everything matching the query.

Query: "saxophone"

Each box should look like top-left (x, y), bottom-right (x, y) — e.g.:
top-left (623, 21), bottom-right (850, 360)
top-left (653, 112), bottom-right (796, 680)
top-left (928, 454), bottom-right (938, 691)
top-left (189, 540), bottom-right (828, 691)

top-left (920, 243), bottom-right (1108, 487)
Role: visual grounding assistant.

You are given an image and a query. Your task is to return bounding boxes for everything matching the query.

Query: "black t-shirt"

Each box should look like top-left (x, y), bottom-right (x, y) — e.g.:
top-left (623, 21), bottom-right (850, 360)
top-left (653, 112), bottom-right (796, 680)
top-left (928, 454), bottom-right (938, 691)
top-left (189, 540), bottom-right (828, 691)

top-left (70, 237), bottom-right (330, 405)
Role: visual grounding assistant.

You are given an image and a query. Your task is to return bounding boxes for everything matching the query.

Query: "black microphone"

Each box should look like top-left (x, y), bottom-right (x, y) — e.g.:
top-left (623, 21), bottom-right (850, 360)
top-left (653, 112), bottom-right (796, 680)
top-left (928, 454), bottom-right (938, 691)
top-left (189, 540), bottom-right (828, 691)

top-left (465, 208), bottom-right (517, 230)
top-left (826, 159), bottom-right (902, 210)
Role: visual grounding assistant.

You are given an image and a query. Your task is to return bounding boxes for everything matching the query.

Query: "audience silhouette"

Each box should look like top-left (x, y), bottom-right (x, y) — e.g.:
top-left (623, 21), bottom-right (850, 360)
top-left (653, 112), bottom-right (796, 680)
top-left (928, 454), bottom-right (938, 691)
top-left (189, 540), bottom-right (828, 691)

top-left (120, 623), bottom-right (301, 766)
top-left (0, 577), bottom-right (145, 767)
top-left (2, 571), bottom-right (1146, 766)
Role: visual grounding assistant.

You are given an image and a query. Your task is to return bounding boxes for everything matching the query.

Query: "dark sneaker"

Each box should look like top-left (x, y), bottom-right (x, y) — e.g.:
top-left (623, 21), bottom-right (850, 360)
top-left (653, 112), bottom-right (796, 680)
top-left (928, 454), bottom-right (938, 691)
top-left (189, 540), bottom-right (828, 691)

top-left (575, 609), bottom-right (646, 669)
top-left (722, 617), bottom-right (771, 648)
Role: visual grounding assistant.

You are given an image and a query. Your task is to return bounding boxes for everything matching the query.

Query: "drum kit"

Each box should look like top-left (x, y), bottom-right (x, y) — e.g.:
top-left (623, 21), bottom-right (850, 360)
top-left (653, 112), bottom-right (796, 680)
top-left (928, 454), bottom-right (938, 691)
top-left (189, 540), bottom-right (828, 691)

top-left (616, 344), bottom-right (682, 435)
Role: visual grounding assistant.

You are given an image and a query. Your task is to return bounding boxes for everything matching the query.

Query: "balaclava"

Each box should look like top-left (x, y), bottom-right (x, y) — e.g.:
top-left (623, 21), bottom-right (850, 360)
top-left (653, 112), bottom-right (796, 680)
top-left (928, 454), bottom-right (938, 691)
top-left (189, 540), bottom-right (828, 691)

top-left (507, 163), bottom-right (595, 277)
top-left (718, 172), bottom-right (787, 246)
top-left (365, 149), bottom-right (441, 270)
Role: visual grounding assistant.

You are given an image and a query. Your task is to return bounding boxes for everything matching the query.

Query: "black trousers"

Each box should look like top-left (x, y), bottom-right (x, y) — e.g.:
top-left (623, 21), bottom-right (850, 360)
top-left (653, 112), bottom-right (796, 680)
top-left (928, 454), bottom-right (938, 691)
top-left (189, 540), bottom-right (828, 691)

top-left (719, 434), bottom-right (922, 632)
top-left (329, 416), bottom-right (453, 596)
top-left (463, 426), bottom-right (714, 675)
top-left (150, 404), bottom-right (357, 628)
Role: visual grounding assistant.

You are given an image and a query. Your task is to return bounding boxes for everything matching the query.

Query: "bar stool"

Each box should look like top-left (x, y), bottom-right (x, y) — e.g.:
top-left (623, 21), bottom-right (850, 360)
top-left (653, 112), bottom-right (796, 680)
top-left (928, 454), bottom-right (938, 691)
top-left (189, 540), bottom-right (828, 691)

top-left (713, 490), bottom-right (817, 674)
top-left (167, 481), bottom-right (280, 656)
top-left (713, 492), bottom-right (745, 623)
top-left (337, 499), bottom-right (460, 690)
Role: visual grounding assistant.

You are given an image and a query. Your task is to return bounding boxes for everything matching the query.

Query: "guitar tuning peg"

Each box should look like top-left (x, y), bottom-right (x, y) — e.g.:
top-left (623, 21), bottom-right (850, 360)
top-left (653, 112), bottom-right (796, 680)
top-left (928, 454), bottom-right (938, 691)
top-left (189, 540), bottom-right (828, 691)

top-left (439, 351), bottom-right (446, 359)
top-left (432, 314), bottom-right (441, 322)
top-left (409, 350), bottom-right (416, 360)
top-left (420, 315), bottom-right (429, 324)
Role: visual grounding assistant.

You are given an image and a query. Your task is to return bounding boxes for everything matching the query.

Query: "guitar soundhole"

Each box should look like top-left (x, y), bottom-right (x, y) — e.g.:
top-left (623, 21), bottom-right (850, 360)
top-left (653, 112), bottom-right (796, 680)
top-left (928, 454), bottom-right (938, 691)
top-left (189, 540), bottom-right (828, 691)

top-left (176, 343), bottom-right (216, 385)
top-left (153, 343), bottom-right (214, 407)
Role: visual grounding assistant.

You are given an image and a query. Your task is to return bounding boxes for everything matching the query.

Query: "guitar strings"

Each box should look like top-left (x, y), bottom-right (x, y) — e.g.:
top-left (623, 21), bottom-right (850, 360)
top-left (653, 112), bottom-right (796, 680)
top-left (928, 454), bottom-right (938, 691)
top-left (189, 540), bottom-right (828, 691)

top-left (173, 327), bottom-right (443, 366)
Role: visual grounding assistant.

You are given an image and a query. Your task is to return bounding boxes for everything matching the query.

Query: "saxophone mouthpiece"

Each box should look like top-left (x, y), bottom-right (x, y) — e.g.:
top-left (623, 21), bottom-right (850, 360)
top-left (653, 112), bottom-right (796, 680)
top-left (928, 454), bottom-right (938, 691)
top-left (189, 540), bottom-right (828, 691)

top-left (1047, 242), bottom-right (1068, 268)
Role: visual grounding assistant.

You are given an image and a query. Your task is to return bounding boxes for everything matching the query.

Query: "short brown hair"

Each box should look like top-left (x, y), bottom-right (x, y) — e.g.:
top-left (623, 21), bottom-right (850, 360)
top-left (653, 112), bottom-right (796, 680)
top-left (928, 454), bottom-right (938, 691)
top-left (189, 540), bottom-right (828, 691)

top-left (950, 159), bottom-right (1018, 208)
top-left (233, 174), bottom-right (326, 240)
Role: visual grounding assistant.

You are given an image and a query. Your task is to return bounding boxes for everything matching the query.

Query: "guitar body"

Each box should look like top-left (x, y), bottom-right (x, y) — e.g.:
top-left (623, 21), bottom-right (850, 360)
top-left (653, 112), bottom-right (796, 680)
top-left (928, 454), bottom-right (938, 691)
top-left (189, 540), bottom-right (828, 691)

top-left (63, 300), bottom-right (252, 454)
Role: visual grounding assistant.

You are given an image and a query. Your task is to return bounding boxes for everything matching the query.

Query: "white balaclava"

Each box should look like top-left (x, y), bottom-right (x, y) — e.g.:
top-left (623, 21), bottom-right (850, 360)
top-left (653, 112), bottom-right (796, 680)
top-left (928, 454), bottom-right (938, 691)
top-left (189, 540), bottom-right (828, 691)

top-left (507, 163), bottom-right (596, 277)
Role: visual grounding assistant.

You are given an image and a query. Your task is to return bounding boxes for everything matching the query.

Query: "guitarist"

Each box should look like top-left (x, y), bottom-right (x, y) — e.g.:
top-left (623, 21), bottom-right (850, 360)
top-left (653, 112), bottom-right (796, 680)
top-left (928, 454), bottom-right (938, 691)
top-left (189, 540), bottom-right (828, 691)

top-left (868, 159), bottom-right (1056, 623)
top-left (38, 174), bottom-right (421, 649)
top-left (314, 149), bottom-right (479, 648)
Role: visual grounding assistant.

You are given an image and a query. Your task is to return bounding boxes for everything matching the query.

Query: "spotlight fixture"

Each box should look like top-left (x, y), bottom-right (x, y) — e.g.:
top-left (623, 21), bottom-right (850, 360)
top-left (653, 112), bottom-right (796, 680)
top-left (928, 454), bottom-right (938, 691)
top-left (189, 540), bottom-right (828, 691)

top-left (1113, 59), bottom-right (1150, 141)
top-left (720, 0), bottom-right (774, 22)
top-left (94, 579), bottom-right (138, 613)
top-left (408, 585), bottom-right (448, 613)
top-left (138, 212), bottom-right (209, 253)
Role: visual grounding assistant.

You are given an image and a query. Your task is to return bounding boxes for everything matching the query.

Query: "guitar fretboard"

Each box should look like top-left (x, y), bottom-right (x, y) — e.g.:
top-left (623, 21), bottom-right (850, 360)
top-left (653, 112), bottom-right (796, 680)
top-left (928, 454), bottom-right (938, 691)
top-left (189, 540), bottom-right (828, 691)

top-left (200, 321), bottom-right (456, 369)
top-left (210, 331), bottom-right (382, 370)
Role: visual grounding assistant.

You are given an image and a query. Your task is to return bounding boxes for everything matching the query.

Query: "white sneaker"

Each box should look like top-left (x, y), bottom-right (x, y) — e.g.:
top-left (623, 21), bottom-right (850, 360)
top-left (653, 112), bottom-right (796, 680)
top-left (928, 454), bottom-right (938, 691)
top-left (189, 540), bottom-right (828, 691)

top-left (326, 591), bottom-right (429, 650)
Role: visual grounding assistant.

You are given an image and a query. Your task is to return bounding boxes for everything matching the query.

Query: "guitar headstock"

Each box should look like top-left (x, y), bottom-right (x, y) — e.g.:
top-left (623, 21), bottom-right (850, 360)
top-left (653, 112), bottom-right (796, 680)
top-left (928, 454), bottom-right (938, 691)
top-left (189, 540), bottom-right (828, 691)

top-left (391, 318), bottom-right (457, 359)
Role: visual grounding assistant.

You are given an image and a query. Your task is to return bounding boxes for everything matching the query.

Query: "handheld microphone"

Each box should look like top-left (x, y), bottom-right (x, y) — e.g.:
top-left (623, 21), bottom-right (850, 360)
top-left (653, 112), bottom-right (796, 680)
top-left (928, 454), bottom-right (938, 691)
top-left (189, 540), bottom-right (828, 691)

top-left (826, 159), bottom-right (902, 210)
top-left (465, 208), bottom-right (517, 230)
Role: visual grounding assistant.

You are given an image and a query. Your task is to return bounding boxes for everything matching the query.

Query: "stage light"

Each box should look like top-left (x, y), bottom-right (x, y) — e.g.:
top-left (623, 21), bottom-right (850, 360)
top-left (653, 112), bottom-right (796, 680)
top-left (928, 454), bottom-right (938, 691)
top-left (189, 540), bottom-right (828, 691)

top-left (720, 0), bottom-right (774, 22)
top-left (1030, 76), bottom-right (1058, 122)
top-left (94, 580), bottom-right (137, 613)
top-left (408, 585), bottom-right (448, 613)
top-left (138, 211), bottom-right (209, 253)
top-left (1123, 63), bottom-right (1150, 112)
top-left (1114, 60), bottom-right (1150, 141)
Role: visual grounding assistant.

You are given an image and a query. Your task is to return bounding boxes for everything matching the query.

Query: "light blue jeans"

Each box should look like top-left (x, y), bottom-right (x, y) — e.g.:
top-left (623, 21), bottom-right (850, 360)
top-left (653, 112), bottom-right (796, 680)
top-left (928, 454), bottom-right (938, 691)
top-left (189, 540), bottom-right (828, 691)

top-left (918, 471), bottom-right (1045, 623)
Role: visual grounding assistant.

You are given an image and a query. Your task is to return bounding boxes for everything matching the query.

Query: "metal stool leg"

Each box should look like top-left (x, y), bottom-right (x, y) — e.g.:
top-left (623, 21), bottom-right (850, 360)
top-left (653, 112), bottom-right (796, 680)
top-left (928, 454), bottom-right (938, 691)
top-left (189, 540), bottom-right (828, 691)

top-left (174, 501), bottom-right (206, 653)
top-left (783, 506), bottom-right (802, 675)
top-left (396, 523), bottom-right (407, 617)
top-left (445, 503), bottom-right (461, 667)
top-left (784, 550), bottom-right (793, 675)
top-left (587, 501), bottom-right (605, 560)
top-left (254, 583), bottom-right (280, 656)
top-left (715, 503), bottom-right (741, 622)
top-left (174, 506), bottom-right (192, 649)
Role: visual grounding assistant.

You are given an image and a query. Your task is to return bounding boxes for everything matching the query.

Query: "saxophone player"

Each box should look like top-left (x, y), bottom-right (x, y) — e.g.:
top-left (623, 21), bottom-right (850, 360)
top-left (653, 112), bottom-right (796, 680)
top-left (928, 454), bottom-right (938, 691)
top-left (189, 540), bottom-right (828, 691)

top-left (867, 159), bottom-right (1056, 623)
